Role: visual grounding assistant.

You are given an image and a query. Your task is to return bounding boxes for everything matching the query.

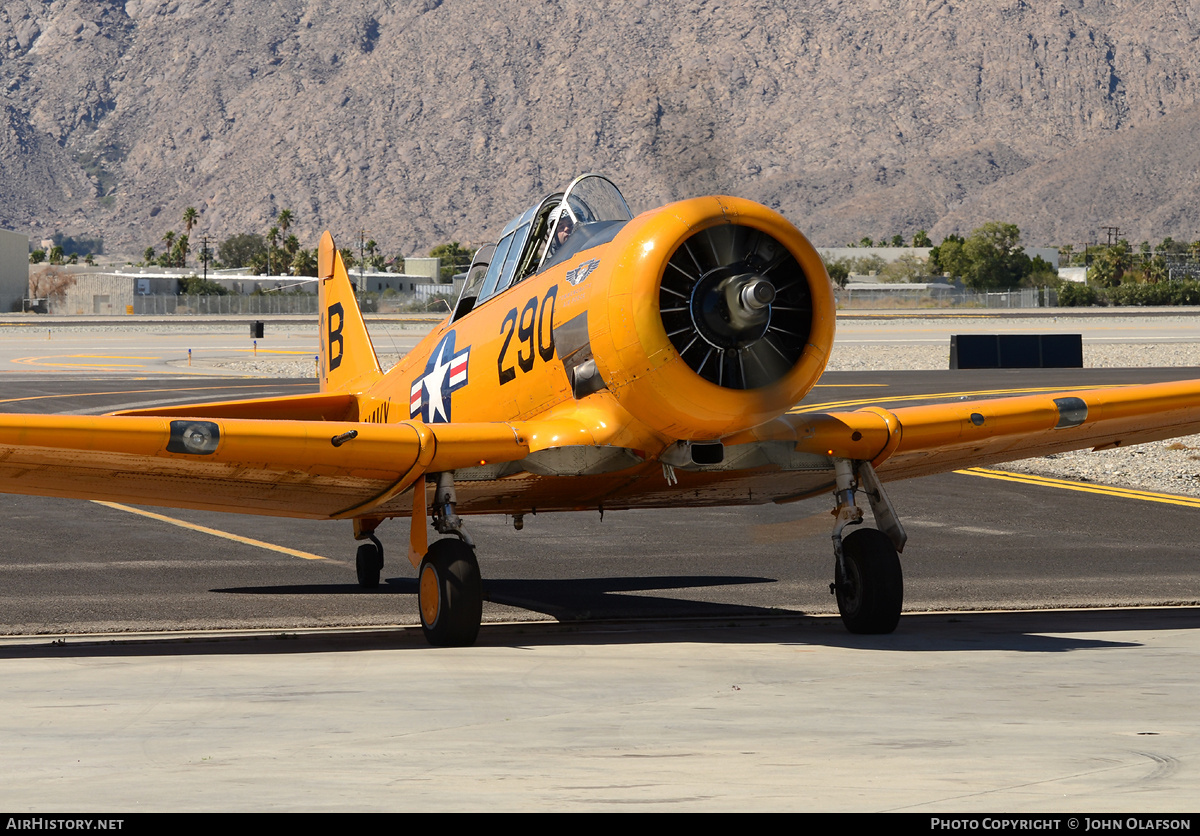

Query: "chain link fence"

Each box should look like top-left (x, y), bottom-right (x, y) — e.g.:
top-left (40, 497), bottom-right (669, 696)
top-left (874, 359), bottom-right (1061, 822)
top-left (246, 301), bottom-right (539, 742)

top-left (835, 286), bottom-right (1058, 309)
top-left (132, 287), bottom-right (1059, 315)
top-left (133, 295), bottom-right (321, 315)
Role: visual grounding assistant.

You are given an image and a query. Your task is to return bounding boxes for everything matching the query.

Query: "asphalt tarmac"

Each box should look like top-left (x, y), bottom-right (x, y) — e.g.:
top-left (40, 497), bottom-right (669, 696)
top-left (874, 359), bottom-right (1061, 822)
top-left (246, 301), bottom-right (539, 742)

top-left (1, 322), bottom-right (1198, 811)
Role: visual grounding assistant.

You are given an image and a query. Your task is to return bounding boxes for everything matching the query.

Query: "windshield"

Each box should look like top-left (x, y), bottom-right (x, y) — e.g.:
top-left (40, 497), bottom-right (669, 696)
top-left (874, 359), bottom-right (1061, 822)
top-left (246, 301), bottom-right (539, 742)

top-left (540, 174), bottom-right (633, 271)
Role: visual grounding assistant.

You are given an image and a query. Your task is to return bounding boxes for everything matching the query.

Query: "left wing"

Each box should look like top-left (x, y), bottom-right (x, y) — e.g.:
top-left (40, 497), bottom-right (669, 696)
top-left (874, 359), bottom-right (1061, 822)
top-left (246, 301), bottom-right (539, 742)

top-left (0, 410), bottom-right (618, 519)
top-left (0, 414), bottom-right (522, 519)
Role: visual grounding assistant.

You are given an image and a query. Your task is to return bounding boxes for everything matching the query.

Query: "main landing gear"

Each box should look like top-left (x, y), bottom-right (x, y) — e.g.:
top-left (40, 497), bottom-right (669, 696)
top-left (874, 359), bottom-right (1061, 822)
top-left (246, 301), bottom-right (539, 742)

top-left (418, 538), bottom-right (483, 647)
top-left (354, 472), bottom-right (484, 647)
top-left (355, 534), bottom-right (384, 589)
top-left (828, 459), bottom-right (906, 634)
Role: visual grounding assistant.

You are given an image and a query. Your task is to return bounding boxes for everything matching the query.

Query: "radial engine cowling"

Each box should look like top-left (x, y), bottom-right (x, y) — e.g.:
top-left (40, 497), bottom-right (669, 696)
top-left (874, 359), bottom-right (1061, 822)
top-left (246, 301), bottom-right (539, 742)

top-left (585, 196), bottom-right (836, 440)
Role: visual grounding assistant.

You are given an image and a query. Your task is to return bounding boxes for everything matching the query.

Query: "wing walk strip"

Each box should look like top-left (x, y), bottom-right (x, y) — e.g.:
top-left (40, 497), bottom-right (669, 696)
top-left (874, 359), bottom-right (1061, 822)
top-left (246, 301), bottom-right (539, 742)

top-left (958, 467), bottom-right (1200, 508)
top-left (92, 501), bottom-right (331, 561)
top-left (796, 384), bottom-right (1126, 413)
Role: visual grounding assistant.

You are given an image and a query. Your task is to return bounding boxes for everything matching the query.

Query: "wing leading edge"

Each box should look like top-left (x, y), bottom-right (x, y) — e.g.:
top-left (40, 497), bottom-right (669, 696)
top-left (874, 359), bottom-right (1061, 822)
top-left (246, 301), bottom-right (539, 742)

top-left (748, 377), bottom-right (1200, 489)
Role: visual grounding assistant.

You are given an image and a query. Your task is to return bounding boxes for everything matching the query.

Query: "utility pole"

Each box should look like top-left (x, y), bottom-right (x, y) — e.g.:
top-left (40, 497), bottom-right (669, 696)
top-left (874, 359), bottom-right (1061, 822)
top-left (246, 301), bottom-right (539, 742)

top-left (1102, 226), bottom-right (1123, 247)
top-left (357, 229), bottom-right (371, 291)
top-left (198, 234), bottom-right (215, 282)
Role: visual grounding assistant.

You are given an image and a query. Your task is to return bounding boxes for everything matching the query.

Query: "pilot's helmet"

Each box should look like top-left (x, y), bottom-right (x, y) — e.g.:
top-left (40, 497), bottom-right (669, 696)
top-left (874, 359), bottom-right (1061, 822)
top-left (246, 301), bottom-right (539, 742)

top-left (551, 205), bottom-right (574, 233)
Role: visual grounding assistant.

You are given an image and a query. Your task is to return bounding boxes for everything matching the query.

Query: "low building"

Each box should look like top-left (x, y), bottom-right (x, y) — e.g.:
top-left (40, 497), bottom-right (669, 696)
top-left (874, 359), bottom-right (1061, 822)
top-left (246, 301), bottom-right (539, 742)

top-left (0, 228), bottom-right (30, 312)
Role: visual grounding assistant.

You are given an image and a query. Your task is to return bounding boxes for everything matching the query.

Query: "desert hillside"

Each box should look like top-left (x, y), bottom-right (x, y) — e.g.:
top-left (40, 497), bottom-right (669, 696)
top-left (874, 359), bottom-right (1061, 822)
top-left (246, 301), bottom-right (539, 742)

top-left (3, 0), bottom-right (1199, 258)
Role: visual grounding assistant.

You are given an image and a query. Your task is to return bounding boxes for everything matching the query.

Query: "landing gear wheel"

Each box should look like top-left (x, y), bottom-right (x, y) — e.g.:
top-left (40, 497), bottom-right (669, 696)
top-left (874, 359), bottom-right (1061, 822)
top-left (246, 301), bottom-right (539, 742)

top-left (418, 538), bottom-right (482, 647)
top-left (356, 541), bottom-right (383, 589)
top-left (835, 528), bottom-right (903, 634)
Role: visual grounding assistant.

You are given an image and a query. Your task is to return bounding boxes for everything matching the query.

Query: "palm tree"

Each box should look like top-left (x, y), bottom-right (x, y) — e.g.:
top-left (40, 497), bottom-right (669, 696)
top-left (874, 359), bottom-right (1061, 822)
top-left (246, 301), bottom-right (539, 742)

top-left (291, 248), bottom-right (316, 277)
top-left (277, 209), bottom-right (293, 236)
top-left (182, 207), bottom-right (198, 237)
top-left (175, 233), bottom-right (190, 268)
top-left (266, 226), bottom-right (280, 276)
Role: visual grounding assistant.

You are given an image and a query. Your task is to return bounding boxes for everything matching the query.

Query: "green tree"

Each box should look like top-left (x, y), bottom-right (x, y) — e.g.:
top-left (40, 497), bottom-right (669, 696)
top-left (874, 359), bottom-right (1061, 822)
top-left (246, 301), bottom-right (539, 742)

top-left (912, 230), bottom-right (932, 248)
top-left (218, 233), bottom-right (266, 269)
top-left (878, 253), bottom-right (929, 283)
top-left (182, 207), bottom-right (198, 237)
top-left (173, 233), bottom-right (190, 268)
top-left (429, 241), bottom-right (474, 281)
top-left (291, 248), bottom-right (317, 277)
top-left (846, 254), bottom-right (887, 276)
top-left (962, 222), bottom-right (1030, 291)
top-left (928, 234), bottom-right (968, 278)
top-left (179, 276), bottom-right (230, 295)
top-left (277, 209), bottom-right (293, 235)
top-left (48, 245), bottom-right (64, 265)
top-left (143, 246), bottom-right (156, 265)
top-left (1087, 240), bottom-right (1133, 287)
top-left (1141, 255), bottom-right (1169, 283)
top-left (823, 257), bottom-right (850, 288)
top-left (29, 250), bottom-right (45, 264)
top-left (890, 234), bottom-right (904, 247)
top-left (1025, 256), bottom-right (1059, 287)
top-left (1155, 237), bottom-right (1184, 255)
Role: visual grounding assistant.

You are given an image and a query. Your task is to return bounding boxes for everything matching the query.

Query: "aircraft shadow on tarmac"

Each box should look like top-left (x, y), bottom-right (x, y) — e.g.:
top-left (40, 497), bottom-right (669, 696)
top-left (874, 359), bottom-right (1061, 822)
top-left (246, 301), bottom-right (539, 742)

top-left (3, 607), bottom-right (1191, 661)
top-left (211, 574), bottom-right (781, 621)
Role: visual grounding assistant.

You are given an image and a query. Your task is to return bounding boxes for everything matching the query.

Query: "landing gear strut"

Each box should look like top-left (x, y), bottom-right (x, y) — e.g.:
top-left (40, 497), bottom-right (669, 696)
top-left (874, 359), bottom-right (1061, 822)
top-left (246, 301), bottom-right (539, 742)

top-left (829, 459), bottom-right (905, 634)
top-left (418, 472), bottom-right (483, 646)
top-left (352, 473), bottom-right (485, 646)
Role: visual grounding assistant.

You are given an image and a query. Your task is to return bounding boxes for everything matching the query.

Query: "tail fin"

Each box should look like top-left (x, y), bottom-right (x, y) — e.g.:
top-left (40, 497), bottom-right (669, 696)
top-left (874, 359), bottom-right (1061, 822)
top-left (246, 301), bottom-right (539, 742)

top-left (318, 231), bottom-right (382, 393)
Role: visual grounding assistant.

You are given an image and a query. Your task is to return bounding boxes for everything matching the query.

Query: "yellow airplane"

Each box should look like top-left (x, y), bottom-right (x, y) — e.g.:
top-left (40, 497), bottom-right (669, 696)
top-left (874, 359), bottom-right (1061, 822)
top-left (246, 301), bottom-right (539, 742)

top-left (4, 173), bottom-right (1200, 646)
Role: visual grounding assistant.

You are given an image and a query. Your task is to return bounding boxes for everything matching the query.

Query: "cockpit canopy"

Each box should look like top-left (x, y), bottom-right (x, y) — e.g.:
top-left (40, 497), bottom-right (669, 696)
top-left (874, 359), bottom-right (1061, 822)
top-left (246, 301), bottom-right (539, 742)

top-left (453, 174), bottom-right (633, 320)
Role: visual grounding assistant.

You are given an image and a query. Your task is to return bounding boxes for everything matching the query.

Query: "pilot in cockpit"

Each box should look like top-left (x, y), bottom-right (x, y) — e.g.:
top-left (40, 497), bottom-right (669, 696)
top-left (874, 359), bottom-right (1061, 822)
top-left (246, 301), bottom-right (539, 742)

top-left (546, 206), bottom-right (575, 258)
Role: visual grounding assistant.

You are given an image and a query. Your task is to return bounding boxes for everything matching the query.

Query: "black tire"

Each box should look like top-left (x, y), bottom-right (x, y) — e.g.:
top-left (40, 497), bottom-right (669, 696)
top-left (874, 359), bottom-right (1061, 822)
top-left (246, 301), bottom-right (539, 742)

top-left (418, 538), bottom-right (483, 647)
top-left (356, 542), bottom-right (383, 589)
top-left (835, 528), bottom-right (903, 634)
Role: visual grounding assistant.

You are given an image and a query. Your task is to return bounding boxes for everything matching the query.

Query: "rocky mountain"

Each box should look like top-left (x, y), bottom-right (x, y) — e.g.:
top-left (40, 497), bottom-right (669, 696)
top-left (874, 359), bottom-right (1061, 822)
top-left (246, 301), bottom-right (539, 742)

top-left (3, 0), bottom-right (1200, 259)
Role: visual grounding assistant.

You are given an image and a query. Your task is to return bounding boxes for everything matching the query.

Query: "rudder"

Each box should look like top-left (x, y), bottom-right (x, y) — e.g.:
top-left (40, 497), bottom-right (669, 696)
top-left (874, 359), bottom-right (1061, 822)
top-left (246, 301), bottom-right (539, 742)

top-left (318, 231), bottom-right (382, 393)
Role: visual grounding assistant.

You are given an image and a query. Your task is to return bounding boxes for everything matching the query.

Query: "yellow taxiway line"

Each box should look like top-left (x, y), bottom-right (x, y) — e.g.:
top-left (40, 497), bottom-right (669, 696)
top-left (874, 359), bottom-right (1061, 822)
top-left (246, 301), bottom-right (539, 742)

top-left (93, 501), bottom-right (331, 561)
top-left (957, 467), bottom-right (1200, 508)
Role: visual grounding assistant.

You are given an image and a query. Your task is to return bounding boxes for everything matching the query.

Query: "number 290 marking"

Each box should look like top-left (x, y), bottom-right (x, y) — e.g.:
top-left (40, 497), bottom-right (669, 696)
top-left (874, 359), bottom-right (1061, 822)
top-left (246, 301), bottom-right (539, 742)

top-left (498, 286), bottom-right (557, 385)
